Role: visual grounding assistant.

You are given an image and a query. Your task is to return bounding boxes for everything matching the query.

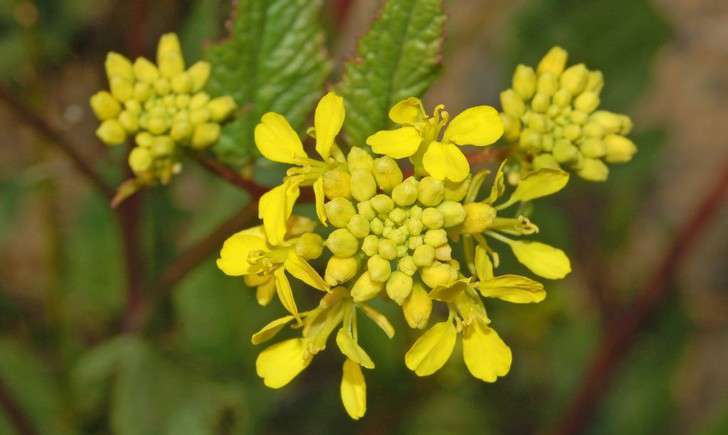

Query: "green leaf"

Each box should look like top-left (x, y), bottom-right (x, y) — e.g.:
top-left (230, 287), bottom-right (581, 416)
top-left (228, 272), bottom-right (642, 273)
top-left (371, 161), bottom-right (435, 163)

top-left (338, 0), bottom-right (445, 146)
top-left (206, 0), bottom-right (331, 167)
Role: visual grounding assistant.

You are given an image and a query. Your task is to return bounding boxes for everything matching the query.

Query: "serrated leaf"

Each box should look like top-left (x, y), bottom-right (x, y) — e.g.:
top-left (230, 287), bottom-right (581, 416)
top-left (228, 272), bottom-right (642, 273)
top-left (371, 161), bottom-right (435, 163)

top-left (206, 0), bottom-right (331, 167)
top-left (339, 0), bottom-right (445, 146)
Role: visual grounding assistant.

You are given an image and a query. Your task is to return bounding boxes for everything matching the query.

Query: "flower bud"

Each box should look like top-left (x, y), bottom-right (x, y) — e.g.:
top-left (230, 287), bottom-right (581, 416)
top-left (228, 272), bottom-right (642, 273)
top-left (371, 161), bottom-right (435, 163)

top-left (406, 217), bottom-right (424, 236)
top-left (560, 63), bottom-right (588, 95)
top-left (388, 208), bottom-right (407, 225)
top-left (357, 200), bottom-right (376, 221)
top-left (372, 157), bottom-right (402, 192)
top-left (552, 89), bottom-right (572, 108)
top-left (500, 89), bottom-right (525, 118)
top-left (105, 52), bottom-right (134, 81)
top-left (377, 239), bottom-right (397, 260)
top-left (349, 169), bottom-right (376, 201)
top-left (151, 136), bottom-right (175, 156)
top-left (421, 208), bottom-right (444, 229)
top-left (386, 271), bottom-right (413, 305)
top-left (132, 82), bottom-right (151, 102)
top-left (157, 33), bottom-right (185, 78)
top-left (325, 198), bottom-right (356, 228)
top-left (125, 99), bottom-right (142, 115)
top-left (118, 111), bottom-right (139, 133)
top-left (189, 92), bottom-right (210, 110)
top-left (90, 91), bottom-right (121, 121)
top-left (423, 229), bottom-right (447, 247)
top-left (570, 110), bottom-right (588, 125)
top-left (187, 61), bottom-right (211, 91)
top-left (171, 73), bottom-right (192, 94)
top-left (129, 147), bottom-right (153, 173)
top-left (170, 121), bottom-right (192, 141)
top-left (361, 235), bottom-right (379, 256)
top-left (347, 146), bottom-right (374, 170)
top-left (512, 64), bottom-right (536, 99)
top-left (435, 245), bottom-right (452, 262)
top-left (537, 72), bottom-right (558, 96)
top-left (110, 77), bottom-right (134, 102)
top-left (407, 235), bottom-right (423, 250)
top-left (580, 138), bottom-right (605, 158)
top-left (370, 217), bottom-right (383, 235)
top-left (604, 134), bottom-right (636, 163)
top-left (619, 115), bottom-right (633, 135)
top-left (403, 283), bottom-right (432, 329)
top-left (153, 78), bottom-right (171, 96)
top-left (325, 257), bottom-right (358, 286)
top-left (326, 229), bottom-right (359, 257)
top-left (553, 139), bottom-right (579, 163)
top-left (367, 255), bottom-right (391, 282)
top-left (135, 132), bottom-right (154, 148)
top-left (398, 256), bottom-right (417, 275)
top-left (462, 203), bottom-right (496, 234)
top-left (524, 112), bottom-right (547, 133)
top-left (443, 177), bottom-right (470, 202)
top-left (582, 121), bottom-right (604, 138)
top-left (532, 154), bottom-right (560, 170)
top-left (577, 158), bottom-right (609, 181)
top-left (413, 245), bottom-right (435, 267)
top-left (370, 194), bottom-right (394, 215)
top-left (537, 46), bottom-right (568, 75)
top-left (420, 261), bottom-right (454, 289)
top-left (296, 233), bottom-right (324, 260)
top-left (351, 272), bottom-right (383, 302)
top-left (206, 96), bottom-right (236, 122)
top-left (191, 123), bottom-right (220, 149)
top-left (437, 201), bottom-right (466, 227)
top-left (96, 119), bottom-right (127, 145)
top-left (347, 214), bottom-right (370, 239)
top-left (531, 93), bottom-right (550, 113)
top-left (589, 111), bottom-right (621, 134)
top-left (133, 58), bottom-right (159, 83)
top-left (417, 176), bottom-right (444, 206)
top-left (190, 108), bottom-right (211, 125)
top-left (147, 116), bottom-right (169, 135)
top-left (391, 177), bottom-right (418, 206)
top-left (585, 71), bottom-right (604, 93)
top-left (574, 92), bottom-right (600, 113)
top-left (387, 227), bottom-right (408, 245)
top-left (564, 124), bottom-right (581, 141)
top-left (500, 113), bottom-right (522, 142)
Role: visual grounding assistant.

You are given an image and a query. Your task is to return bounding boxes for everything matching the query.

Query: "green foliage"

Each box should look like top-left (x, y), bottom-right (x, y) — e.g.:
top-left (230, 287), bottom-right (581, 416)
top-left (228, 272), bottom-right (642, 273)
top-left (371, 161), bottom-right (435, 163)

top-left (180, 0), bottom-right (225, 61)
top-left (339, 0), bottom-right (445, 146)
top-left (504, 0), bottom-right (670, 109)
top-left (206, 0), bottom-right (331, 166)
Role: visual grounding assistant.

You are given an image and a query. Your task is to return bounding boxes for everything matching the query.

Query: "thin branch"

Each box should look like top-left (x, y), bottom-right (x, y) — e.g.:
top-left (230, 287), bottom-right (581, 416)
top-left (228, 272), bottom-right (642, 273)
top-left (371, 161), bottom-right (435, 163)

top-left (0, 376), bottom-right (37, 435)
top-left (550, 158), bottom-right (728, 435)
top-left (0, 86), bottom-right (114, 199)
top-left (192, 153), bottom-right (269, 198)
top-left (124, 201), bottom-right (259, 332)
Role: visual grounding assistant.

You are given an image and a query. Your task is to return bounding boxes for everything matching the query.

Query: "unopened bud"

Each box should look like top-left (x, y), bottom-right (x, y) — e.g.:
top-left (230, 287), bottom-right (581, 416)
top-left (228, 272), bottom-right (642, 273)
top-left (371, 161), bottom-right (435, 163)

top-left (407, 235), bottom-right (423, 250)
top-left (361, 235), bottom-right (379, 256)
top-left (189, 108), bottom-right (210, 125)
top-left (389, 208), bottom-right (407, 224)
top-left (154, 78), bottom-right (171, 96)
top-left (386, 271), bottom-right (413, 305)
top-left (189, 92), bottom-right (210, 110)
top-left (391, 177), bottom-right (417, 206)
top-left (151, 136), bottom-right (174, 156)
top-left (350, 169), bottom-right (376, 201)
top-left (110, 77), bottom-right (134, 102)
top-left (406, 217), bottom-right (424, 236)
top-left (413, 245), bottom-right (435, 267)
top-left (590, 111), bottom-right (621, 134)
top-left (512, 64), bottom-right (536, 99)
top-left (574, 91), bottom-right (600, 113)
top-left (370, 194), bottom-right (394, 215)
top-left (347, 146), bottom-right (374, 170)
top-left (323, 169), bottom-right (352, 200)
top-left (90, 91), bottom-right (121, 120)
top-left (500, 89), bottom-right (525, 118)
top-left (421, 261), bottom-right (454, 289)
top-left (325, 256), bottom-right (358, 286)
top-left (580, 138), bottom-right (605, 158)
top-left (564, 124), bottom-right (581, 141)
top-left (135, 132), bottom-right (154, 148)
top-left (171, 73), bottom-right (192, 94)
top-left (157, 33), bottom-right (185, 78)
top-left (96, 119), bottom-right (127, 145)
top-left (553, 140), bottom-right (579, 163)
top-left (132, 82), bottom-right (151, 101)
top-left (435, 245), bottom-right (452, 262)
top-left (398, 256), bottom-right (417, 276)
top-left (582, 122), bottom-right (604, 138)
top-left (560, 63), bottom-right (588, 95)
top-left (444, 177), bottom-right (470, 202)
top-left (208, 96), bottom-right (236, 121)
top-left (187, 61), bottom-right (211, 91)
top-left (462, 203), bottom-right (496, 234)
top-left (577, 158), bottom-right (609, 181)
top-left (500, 113), bottom-right (522, 142)
top-left (367, 255), bottom-right (391, 282)
top-left (372, 157), bottom-right (402, 192)
top-left (357, 200), bottom-right (376, 221)
top-left (377, 239), bottom-right (397, 260)
top-left (370, 217), bottom-right (383, 235)
top-left (296, 233), bottom-right (324, 260)
top-left (552, 89), bottom-right (572, 108)
top-left (133, 57), bottom-right (159, 83)
top-left (403, 284), bottom-right (432, 329)
top-left (531, 93), bottom-right (550, 113)
top-left (125, 99), bottom-right (142, 115)
top-left (421, 208), bottom-right (444, 229)
top-left (537, 46), bottom-right (568, 75)
top-left (585, 71), bottom-right (604, 93)
top-left (170, 121), bottom-right (192, 141)
top-left (118, 111), bottom-right (139, 133)
top-left (347, 214), bottom-right (370, 239)
top-left (351, 272), bottom-right (383, 302)
top-left (325, 198), bottom-right (356, 228)
top-left (418, 176), bottom-right (444, 206)
top-left (537, 72), bottom-right (558, 96)
top-left (532, 154), bottom-right (560, 170)
top-left (326, 229), bottom-right (359, 257)
top-left (129, 147), bottom-right (153, 173)
top-left (105, 52), bottom-right (134, 81)
top-left (423, 229), bottom-right (447, 247)
top-left (437, 201), bottom-right (466, 228)
top-left (604, 134), bottom-right (636, 163)
top-left (191, 123), bottom-right (220, 149)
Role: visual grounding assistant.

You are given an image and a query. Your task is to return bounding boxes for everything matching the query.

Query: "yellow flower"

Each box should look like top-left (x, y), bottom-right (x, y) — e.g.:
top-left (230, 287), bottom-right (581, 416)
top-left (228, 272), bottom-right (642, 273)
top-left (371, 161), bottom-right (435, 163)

top-left (216, 220), bottom-right (328, 317)
top-left (254, 92), bottom-right (346, 244)
top-left (366, 97), bottom-right (504, 182)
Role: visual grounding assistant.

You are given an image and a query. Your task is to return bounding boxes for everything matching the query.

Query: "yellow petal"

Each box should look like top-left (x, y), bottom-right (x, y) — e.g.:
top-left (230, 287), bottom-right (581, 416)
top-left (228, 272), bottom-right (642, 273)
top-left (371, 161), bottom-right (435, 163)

top-left (251, 315), bottom-right (295, 345)
top-left (428, 279), bottom-right (469, 302)
top-left (274, 268), bottom-right (299, 316)
top-left (284, 251), bottom-right (329, 292)
top-left (366, 127), bottom-right (421, 159)
top-left (479, 274), bottom-right (546, 303)
top-left (443, 106), bottom-right (504, 146)
top-left (389, 97), bottom-right (425, 125)
top-left (485, 161), bottom-right (507, 204)
top-left (509, 240), bottom-right (571, 280)
top-left (313, 177), bottom-right (327, 226)
top-left (216, 231), bottom-right (268, 276)
top-left (422, 141), bottom-right (470, 182)
top-left (336, 329), bottom-right (375, 369)
top-left (256, 338), bottom-right (312, 388)
top-left (462, 323), bottom-right (511, 382)
top-left (254, 113), bottom-right (306, 164)
top-left (404, 321), bottom-right (456, 376)
top-left (498, 169), bottom-right (569, 209)
top-left (340, 359), bottom-right (366, 420)
top-left (259, 181), bottom-right (300, 246)
top-left (474, 245), bottom-right (494, 281)
top-left (359, 304), bottom-right (395, 338)
top-left (314, 92), bottom-right (345, 160)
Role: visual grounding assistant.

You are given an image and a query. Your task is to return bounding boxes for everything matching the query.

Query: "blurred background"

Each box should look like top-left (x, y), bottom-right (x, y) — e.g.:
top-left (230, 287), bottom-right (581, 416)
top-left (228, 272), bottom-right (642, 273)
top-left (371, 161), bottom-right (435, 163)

top-left (0, 0), bottom-right (726, 434)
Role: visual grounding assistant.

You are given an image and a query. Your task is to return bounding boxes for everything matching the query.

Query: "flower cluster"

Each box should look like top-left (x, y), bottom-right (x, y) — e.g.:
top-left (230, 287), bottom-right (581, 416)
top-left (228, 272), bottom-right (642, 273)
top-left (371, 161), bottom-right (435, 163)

top-left (90, 33), bottom-right (236, 184)
top-left (500, 46), bottom-right (636, 182)
top-left (218, 92), bottom-right (573, 419)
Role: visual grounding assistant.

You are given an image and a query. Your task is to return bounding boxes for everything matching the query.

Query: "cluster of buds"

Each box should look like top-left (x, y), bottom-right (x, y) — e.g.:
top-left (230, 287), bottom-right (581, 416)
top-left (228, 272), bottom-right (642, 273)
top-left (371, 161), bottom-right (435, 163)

top-left (217, 92), bottom-right (573, 420)
top-left (90, 33), bottom-right (236, 184)
top-left (500, 46), bottom-right (636, 182)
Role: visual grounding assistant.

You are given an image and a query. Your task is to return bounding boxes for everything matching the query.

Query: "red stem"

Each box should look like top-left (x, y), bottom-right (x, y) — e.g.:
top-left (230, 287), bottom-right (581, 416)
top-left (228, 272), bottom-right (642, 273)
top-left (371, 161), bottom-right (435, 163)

top-left (0, 376), bottom-right (37, 435)
top-left (550, 158), bottom-right (728, 435)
